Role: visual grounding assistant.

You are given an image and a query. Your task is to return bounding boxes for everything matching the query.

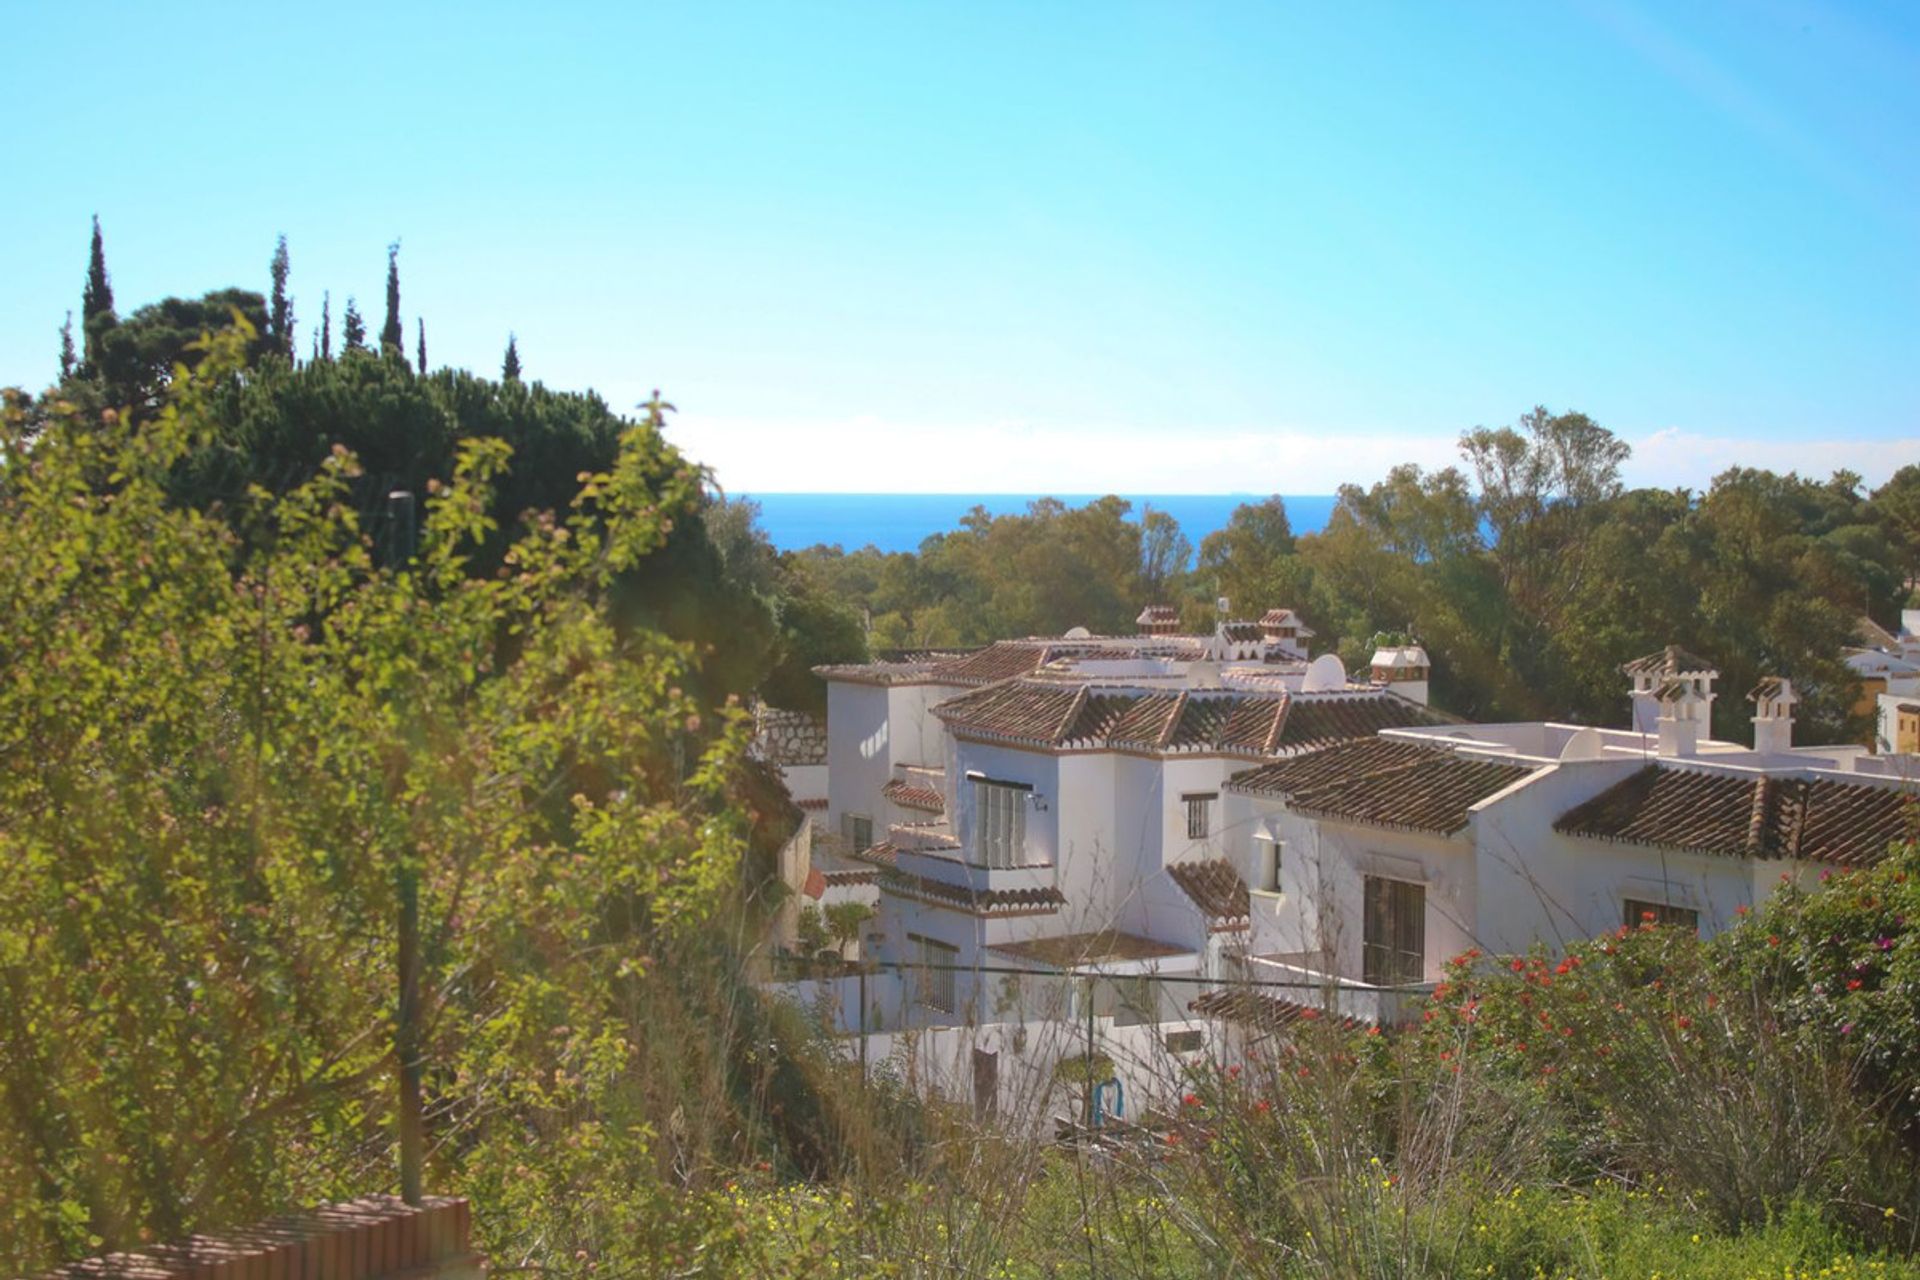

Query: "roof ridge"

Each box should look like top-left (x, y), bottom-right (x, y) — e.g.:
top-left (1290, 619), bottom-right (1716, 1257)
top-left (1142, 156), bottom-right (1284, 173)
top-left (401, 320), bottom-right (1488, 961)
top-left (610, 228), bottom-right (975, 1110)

top-left (1745, 775), bottom-right (1770, 858)
top-left (1267, 693), bottom-right (1292, 753)
top-left (1159, 690), bottom-right (1187, 749)
top-left (1057, 684), bottom-right (1090, 744)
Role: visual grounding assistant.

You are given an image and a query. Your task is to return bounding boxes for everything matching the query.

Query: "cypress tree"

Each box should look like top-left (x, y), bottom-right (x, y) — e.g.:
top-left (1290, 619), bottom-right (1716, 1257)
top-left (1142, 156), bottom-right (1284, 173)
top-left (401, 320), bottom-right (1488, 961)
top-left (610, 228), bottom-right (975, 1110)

top-left (81, 214), bottom-right (116, 367)
top-left (58, 312), bottom-right (76, 380)
top-left (320, 291), bottom-right (333, 361)
top-left (416, 318), bottom-right (427, 375)
top-left (343, 297), bottom-right (366, 351)
top-left (502, 334), bottom-right (521, 382)
top-left (380, 241), bottom-right (403, 356)
top-left (268, 235), bottom-right (293, 357)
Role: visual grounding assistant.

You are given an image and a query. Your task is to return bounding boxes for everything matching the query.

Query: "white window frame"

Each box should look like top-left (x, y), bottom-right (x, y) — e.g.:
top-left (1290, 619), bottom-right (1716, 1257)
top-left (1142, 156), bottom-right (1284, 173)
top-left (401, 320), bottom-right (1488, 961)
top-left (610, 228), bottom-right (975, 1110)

top-left (1253, 830), bottom-right (1283, 894)
top-left (971, 778), bottom-right (1029, 869)
top-left (843, 811), bottom-right (873, 852)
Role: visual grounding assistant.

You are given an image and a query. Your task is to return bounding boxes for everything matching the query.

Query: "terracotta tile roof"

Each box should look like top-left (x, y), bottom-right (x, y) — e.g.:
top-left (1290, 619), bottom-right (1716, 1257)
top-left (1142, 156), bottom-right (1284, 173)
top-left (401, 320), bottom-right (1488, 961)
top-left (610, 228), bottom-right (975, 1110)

top-left (1622, 645), bottom-right (1719, 678)
top-left (881, 778), bottom-right (945, 813)
top-left (1221, 621), bottom-right (1267, 643)
top-left (1167, 859), bottom-right (1251, 931)
top-left (1189, 988), bottom-right (1363, 1031)
top-left (821, 867), bottom-right (877, 888)
top-left (1258, 608), bottom-right (1315, 636)
top-left (1554, 766), bottom-right (1919, 867)
top-left (797, 797), bottom-right (828, 811)
top-left (1227, 737), bottom-right (1536, 834)
top-left (988, 930), bottom-right (1189, 967)
top-left (853, 841), bottom-right (899, 868)
top-left (934, 681), bottom-right (1451, 758)
top-left (1272, 693), bottom-right (1455, 752)
top-left (926, 641), bottom-right (1054, 685)
top-left (877, 867), bottom-right (1065, 915)
top-left (1856, 616), bottom-right (1901, 652)
top-left (802, 866), bottom-right (827, 900)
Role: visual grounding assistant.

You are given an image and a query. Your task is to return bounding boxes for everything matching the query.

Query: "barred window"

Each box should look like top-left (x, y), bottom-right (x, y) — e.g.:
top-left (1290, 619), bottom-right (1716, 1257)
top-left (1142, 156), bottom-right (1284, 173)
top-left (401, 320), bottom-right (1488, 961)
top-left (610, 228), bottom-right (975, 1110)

top-left (1362, 875), bottom-right (1425, 986)
top-left (843, 812), bottom-right (873, 852)
top-left (1624, 898), bottom-right (1698, 931)
top-left (1184, 793), bottom-right (1216, 841)
top-left (908, 933), bottom-right (959, 1012)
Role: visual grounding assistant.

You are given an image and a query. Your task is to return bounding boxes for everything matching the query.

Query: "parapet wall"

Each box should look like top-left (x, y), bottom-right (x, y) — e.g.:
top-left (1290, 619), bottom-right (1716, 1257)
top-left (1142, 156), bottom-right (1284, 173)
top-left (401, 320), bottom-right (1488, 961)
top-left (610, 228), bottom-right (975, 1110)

top-left (36, 1196), bottom-right (484, 1280)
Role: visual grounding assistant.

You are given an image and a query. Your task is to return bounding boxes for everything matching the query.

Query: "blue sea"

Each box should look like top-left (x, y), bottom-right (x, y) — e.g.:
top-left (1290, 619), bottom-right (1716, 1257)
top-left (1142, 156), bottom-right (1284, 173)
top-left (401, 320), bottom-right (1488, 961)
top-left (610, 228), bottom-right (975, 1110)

top-left (739, 493), bottom-right (1340, 556)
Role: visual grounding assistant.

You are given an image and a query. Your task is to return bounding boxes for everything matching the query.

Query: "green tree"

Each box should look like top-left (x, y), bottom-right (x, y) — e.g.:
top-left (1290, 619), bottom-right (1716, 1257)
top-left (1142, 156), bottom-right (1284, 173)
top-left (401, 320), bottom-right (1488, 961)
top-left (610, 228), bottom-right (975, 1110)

top-left (824, 901), bottom-right (874, 961)
top-left (90, 288), bottom-right (271, 416)
top-left (57, 311), bottom-right (75, 380)
top-left (319, 290), bottom-right (332, 361)
top-left (268, 235), bottom-right (293, 357)
top-left (1195, 495), bottom-right (1296, 615)
top-left (381, 242), bottom-right (403, 357)
top-left (0, 327), bottom-right (759, 1271)
top-left (81, 215), bottom-right (116, 371)
top-left (503, 333), bottom-right (521, 381)
top-left (416, 317), bottom-right (427, 375)
top-left (1139, 506), bottom-right (1192, 601)
top-left (342, 297), bottom-right (366, 351)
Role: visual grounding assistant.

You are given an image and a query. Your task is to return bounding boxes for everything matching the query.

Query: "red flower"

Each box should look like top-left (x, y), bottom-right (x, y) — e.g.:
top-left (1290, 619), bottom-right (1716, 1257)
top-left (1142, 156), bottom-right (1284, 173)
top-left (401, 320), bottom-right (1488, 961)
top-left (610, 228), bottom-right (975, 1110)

top-left (1253, 1099), bottom-right (1271, 1114)
top-left (1674, 1016), bottom-right (1692, 1029)
top-left (1225, 1064), bottom-right (1242, 1080)
top-left (1847, 979), bottom-right (1863, 991)
top-left (1510, 959), bottom-right (1527, 973)
top-left (1768, 935), bottom-right (1782, 947)
top-left (1183, 1092), bottom-right (1202, 1108)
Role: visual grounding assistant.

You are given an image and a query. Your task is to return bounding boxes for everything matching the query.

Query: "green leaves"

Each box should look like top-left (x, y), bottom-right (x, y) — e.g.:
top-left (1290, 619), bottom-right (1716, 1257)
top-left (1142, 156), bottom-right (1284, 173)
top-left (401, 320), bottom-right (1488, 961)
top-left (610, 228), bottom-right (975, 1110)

top-left (0, 326), bottom-right (751, 1271)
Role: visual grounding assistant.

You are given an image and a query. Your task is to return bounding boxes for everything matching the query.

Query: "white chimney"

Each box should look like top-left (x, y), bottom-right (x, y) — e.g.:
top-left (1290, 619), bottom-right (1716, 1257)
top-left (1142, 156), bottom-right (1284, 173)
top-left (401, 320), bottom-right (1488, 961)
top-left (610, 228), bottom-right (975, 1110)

top-left (1655, 680), bottom-right (1703, 758)
top-left (1370, 643), bottom-right (1431, 707)
top-left (1749, 677), bottom-right (1797, 755)
top-left (1625, 646), bottom-right (1718, 737)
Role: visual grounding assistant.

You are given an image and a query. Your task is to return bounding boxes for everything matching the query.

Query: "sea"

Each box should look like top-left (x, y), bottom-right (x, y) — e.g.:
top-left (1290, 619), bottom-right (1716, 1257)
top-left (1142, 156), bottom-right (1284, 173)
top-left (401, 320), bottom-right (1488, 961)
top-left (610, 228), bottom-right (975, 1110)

top-left (739, 493), bottom-right (1340, 556)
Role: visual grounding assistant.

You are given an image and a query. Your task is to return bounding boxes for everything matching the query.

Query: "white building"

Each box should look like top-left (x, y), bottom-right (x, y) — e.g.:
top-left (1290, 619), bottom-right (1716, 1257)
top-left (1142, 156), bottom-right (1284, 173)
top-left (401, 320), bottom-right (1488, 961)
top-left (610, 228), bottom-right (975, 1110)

top-left (805, 609), bottom-right (1452, 1036)
top-left (1212, 648), bottom-right (1918, 1029)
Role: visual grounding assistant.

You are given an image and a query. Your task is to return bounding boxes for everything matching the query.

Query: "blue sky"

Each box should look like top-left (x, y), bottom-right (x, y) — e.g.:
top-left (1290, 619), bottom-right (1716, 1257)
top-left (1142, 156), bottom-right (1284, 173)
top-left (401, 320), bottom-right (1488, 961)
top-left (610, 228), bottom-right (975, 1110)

top-left (4, 1), bottom-right (1916, 492)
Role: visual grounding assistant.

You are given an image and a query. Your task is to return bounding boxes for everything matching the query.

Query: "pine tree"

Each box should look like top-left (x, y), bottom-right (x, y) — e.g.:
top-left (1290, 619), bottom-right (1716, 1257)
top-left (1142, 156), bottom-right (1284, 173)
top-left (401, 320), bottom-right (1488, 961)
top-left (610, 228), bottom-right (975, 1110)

top-left (502, 334), bottom-right (521, 381)
top-left (320, 291), bottom-right (333, 361)
top-left (416, 318), bottom-right (427, 375)
top-left (343, 297), bottom-right (366, 351)
top-left (268, 235), bottom-right (293, 358)
top-left (58, 312), bottom-right (76, 380)
top-left (81, 214), bottom-right (116, 367)
top-left (380, 242), bottom-right (403, 356)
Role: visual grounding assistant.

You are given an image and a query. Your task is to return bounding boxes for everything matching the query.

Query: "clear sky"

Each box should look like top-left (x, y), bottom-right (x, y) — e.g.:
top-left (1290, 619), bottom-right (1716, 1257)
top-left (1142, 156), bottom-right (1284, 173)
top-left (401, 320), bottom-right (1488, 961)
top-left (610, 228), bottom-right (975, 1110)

top-left (4, 1), bottom-right (1916, 493)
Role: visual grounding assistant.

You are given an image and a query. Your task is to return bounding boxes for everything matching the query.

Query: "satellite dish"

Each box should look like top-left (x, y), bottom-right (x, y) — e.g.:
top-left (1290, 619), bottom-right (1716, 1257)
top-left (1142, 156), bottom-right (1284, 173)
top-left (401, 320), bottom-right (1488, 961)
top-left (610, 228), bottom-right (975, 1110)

top-left (1559, 726), bottom-right (1602, 761)
top-left (1302, 654), bottom-right (1347, 692)
top-left (1063, 626), bottom-right (1092, 640)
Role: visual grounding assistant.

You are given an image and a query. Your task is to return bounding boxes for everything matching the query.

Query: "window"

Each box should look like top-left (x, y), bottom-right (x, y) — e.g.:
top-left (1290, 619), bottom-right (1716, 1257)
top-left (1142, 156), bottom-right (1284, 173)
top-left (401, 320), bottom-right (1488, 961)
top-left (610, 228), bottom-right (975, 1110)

top-left (1253, 831), bottom-right (1284, 892)
top-left (1105, 976), bottom-right (1157, 1027)
top-left (973, 779), bottom-right (1028, 868)
top-left (1624, 898), bottom-right (1699, 931)
top-left (1164, 1028), bottom-right (1205, 1054)
top-left (908, 932), bottom-right (958, 1012)
top-left (1362, 875), bottom-right (1426, 986)
top-left (842, 812), bottom-right (873, 852)
top-left (1184, 793), bottom-right (1216, 841)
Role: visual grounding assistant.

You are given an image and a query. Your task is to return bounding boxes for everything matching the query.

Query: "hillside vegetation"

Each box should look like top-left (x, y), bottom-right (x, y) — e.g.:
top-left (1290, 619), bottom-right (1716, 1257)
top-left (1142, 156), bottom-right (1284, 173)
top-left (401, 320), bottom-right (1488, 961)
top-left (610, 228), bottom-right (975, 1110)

top-left (3, 263), bottom-right (1918, 1276)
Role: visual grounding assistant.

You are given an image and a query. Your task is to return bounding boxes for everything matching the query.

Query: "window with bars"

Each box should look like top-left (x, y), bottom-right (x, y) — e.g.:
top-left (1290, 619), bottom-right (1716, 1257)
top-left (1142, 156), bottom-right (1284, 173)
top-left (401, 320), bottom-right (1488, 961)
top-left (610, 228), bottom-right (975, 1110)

top-left (1624, 898), bottom-right (1699, 931)
top-left (972, 779), bottom-right (1028, 868)
top-left (843, 812), bottom-right (873, 852)
top-left (1362, 875), bottom-right (1425, 986)
top-left (908, 933), bottom-right (958, 1012)
top-left (1184, 793), bottom-right (1216, 841)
